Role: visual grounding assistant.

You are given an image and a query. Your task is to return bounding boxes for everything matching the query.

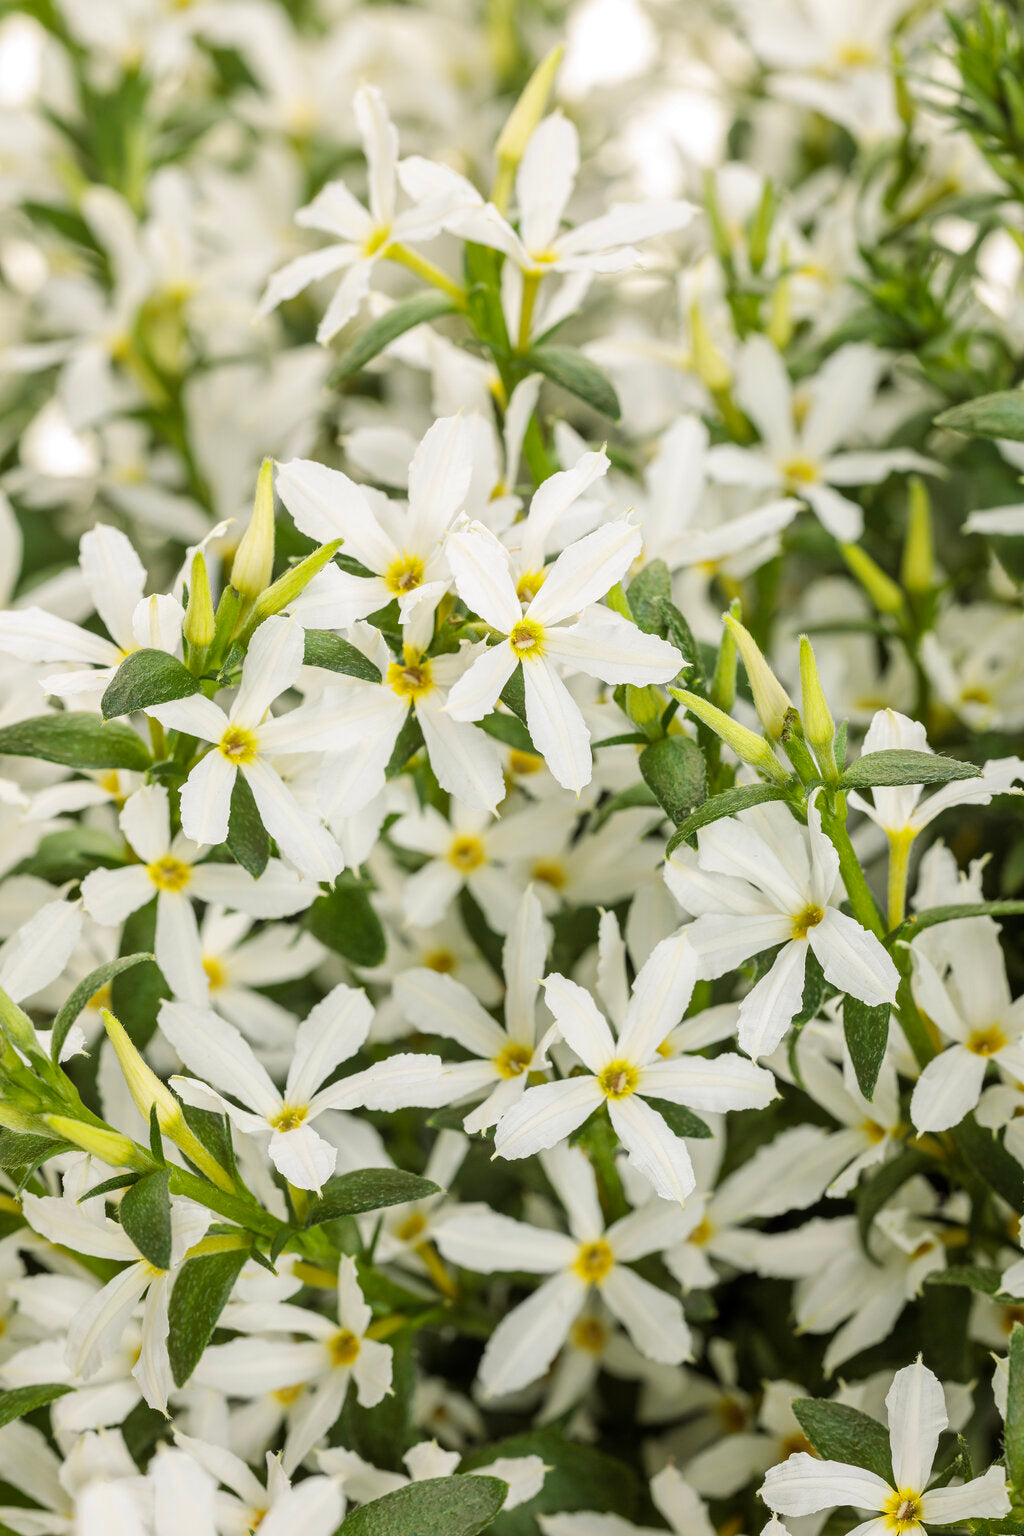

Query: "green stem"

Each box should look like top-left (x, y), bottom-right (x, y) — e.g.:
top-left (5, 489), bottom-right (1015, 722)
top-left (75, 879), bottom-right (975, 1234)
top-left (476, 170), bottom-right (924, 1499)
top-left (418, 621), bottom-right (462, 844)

top-left (517, 272), bottom-right (541, 352)
top-left (819, 797), bottom-right (886, 940)
top-left (887, 828), bottom-right (915, 932)
top-left (385, 243), bottom-right (467, 308)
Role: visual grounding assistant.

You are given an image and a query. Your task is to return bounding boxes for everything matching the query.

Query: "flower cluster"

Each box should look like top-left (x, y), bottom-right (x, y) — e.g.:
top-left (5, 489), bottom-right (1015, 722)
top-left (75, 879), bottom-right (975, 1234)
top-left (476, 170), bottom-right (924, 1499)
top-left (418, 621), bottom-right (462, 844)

top-left (0, 2), bottom-right (1023, 1534)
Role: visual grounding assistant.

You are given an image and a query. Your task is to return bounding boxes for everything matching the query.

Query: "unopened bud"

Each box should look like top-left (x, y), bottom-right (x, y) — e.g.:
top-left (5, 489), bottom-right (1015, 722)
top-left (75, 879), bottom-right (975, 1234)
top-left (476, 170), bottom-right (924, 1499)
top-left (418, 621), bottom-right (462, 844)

top-left (710, 601), bottom-right (739, 714)
top-left (901, 477), bottom-right (936, 596)
top-left (798, 636), bottom-right (837, 780)
top-left (0, 987), bottom-right (40, 1057)
top-left (492, 45), bottom-right (564, 213)
top-left (45, 1114), bottom-right (146, 1170)
top-left (840, 542), bottom-right (905, 617)
top-left (689, 304), bottom-right (732, 393)
top-left (100, 1009), bottom-right (234, 1192)
top-left (183, 551), bottom-right (215, 652)
top-left (767, 273), bottom-right (793, 351)
top-left (238, 539), bottom-right (343, 643)
top-left (669, 688), bottom-right (789, 785)
top-left (722, 613), bottom-right (794, 740)
top-left (231, 459), bottom-right (275, 601)
top-left (624, 684), bottom-right (661, 735)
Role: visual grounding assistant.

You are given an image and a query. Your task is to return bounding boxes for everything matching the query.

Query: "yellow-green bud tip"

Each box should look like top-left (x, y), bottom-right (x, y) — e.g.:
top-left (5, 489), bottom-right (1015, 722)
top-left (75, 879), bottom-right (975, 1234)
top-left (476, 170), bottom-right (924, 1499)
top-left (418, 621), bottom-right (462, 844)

top-left (493, 45), bottom-right (565, 210)
top-left (669, 687), bottom-right (789, 785)
top-left (722, 613), bottom-right (794, 740)
top-left (231, 458), bottom-right (276, 600)
top-left (184, 550), bottom-right (215, 650)
top-left (798, 635), bottom-right (837, 776)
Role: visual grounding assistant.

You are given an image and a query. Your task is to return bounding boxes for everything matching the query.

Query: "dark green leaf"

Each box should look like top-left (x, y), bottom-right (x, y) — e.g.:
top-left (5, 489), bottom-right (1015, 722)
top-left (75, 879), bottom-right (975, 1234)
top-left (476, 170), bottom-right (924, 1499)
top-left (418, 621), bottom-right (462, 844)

top-left (892, 900), bottom-right (1024, 942)
top-left (0, 713), bottom-right (150, 770)
top-left (1009, 1323), bottom-right (1024, 1495)
top-left (302, 628), bottom-right (382, 683)
top-left (79, 1173), bottom-right (142, 1202)
top-left (658, 599), bottom-right (705, 686)
top-left (51, 952), bottom-right (152, 1062)
top-left (839, 749), bottom-right (980, 789)
top-left (638, 736), bottom-right (706, 826)
top-left (112, 903), bottom-right (169, 1050)
top-left (0, 1383), bottom-right (72, 1430)
top-left (167, 1246), bottom-right (248, 1387)
top-left (340, 1476), bottom-right (507, 1536)
top-left (226, 772), bottom-right (269, 879)
top-left (666, 784), bottom-right (792, 852)
top-left (305, 1169), bottom-right (441, 1227)
top-left (643, 1099), bottom-right (712, 1138)
top-left (523, 346), bottom-right (620, 419)
top-left (792, 1399), bottom-right (893, 1482)
top-left (499, 668), bottom-right (528, 726)
top-left (842, 995), bottom-right (890, 1100)
top-left (329, 292), bottom-right (458, 384)
top-left (626, 561), bottom-right (671, 634)
top-left (936, 389), bottom-right (1024, 442)
top-left (0, 1130), bottom-right (62, 1172)
top-left (17, 826), bottom-right (126, 883)
top-left (101, 648), bottom-right (200, 719)
top-left (480, 712), bottom-right (535, 754)
top-left (926, 1264), bottom-right (1004, 1296)
top-left (119, 1170), bottom-right (172, 1270)
top-left (953, 1115), bottom-right (1024, 1214)
top-left (306, 878), bottom-right (386, 967)
top-left (385, 712), bottom-right (424, 778)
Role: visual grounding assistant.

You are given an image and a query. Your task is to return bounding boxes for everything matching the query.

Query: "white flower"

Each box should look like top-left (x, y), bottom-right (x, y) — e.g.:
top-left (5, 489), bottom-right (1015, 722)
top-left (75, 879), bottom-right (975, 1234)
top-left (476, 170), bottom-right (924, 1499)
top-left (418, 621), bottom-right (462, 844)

top-left (908, 916), bottom-right (1024, 1134)
top-left (393, 885), bottom-right (553, 1132)
top-left (667, 798), bottom-right (899, 1060)
top-left (300, 625), bottom-right (505, 819)
top-left (145, 615), bottom-right (348, 882)
top-left (434, 1144), bottom-right (692, 1397)
top-left (277, 414), bottom-right (472, 643)
top-left (319, 1438), bottom-right (546, 1513)
top-left (192, 906), bottom-right (324, 1055)
top-left (493, 930), bottom-right (775, 1202)
top-left (0, 523), bottom-right (183, 697)
top-left (0, 894), bottom-right (83, 1056)
top-left (81, 784), bottom-right (316, 1004)
top-left (158, 983), bottom-right (448, 1190)
top-left (255, 85), bottom-right (471, 342)
top-left (540, 1467), bottom-right (715, 1536)
top-left (173, 1431), bottom-right (344, 1536)
top-left (443, 516), bottom-right (682, 792)
top-left (22, 1157), bottom-right (210, 1413)
top-left (760, 1358), bottom-right (1010, 1532)
top-left (706, 338), bottom-right (934, 542)
top-left (193, 1257), bottom-right (392, 1473)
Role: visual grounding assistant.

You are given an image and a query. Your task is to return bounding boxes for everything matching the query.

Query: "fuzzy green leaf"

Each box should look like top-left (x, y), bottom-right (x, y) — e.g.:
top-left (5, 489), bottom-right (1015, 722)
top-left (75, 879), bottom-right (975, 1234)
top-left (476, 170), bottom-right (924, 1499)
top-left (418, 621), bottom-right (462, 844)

top-left (936, 390), bottom-right (1024, 442)
top-left (167, 1246), bottom-right (248, 1387)
top-left (101, 648), bottom-right (199, 720)
top-left (119, 1169), bottom-right (172, 1271)
top-left (51, 951), bottom-right (152, 1062)
top-left (666, 785), bottom-right (792, 852)
top-left (842, 995), bottom-right (890, 1100)
top-left (639, 736), bottom-right (706, 826)
top-left (306, 878), bottom-right (386, 967)
top-left (339, 1476), bottom-right (507, 1536)
top-left (330, 291), bottom-right (458, 383)
top-left (839, 749), bottom-right (980, 789)
top-left (226, 772), bottom-right (269, 879)
top-left (0, 1383), bottom-right (72, 1430)
top-left (302, 628), bottom-right (382, 683)
top-left (304, 1168), bottom-right (441, 1227)
top-left (643, 1099), bottom-right (712, 1139)
top-left (523, 345), bottom-right (620, 419)
top-left (792, 1399), bottom-right (893, 1482)
top-left (0, 714), bottom-right (151, 771)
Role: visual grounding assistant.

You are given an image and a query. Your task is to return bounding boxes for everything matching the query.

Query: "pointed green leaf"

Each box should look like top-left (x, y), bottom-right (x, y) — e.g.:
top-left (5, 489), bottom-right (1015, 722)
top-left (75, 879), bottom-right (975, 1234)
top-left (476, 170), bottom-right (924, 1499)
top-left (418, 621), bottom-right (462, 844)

top-left (839, 749), bottom-right (980, 789)
top-left (523, 345), bottom-right (620, 419)
top-left (51, 951), bottom-right (152, 1062)
top-left (0, 1383), bottom-right (72, 1430)
top-left (226, 772), bottom-right (270, 879)
top-left (666, 784), bottom-right (792, 852)
top-left (792, 1398), bottom-right (893, 1482)
top-left (339, 1476), bottom-right (507, 1536)
top-left (329, 291), bottom-right (458, 384)
top-left (167, 1246), bottom-right (248, 1387)
top-left (101, 648), bottom-right (200, 720)
top-left (0, 714), bottom-right (151, 770)
top-left (639, 735), bottom-right (706, 826)
top-left (306, 878), bottom-right (386, 967)
top-left (842, 995), bottom-right (890, 1100)
top-left (119, 1169), bottom-right (172, 1270)
top-left (643, 1099), bottom-right (712, 1139)
top-left (305, 1169), bottom-right (441, 1227)
top-left (302, 628), bottom-right (382, 683)
top-left (936, 390), bottom-right (1024, 442)
top-left (1007, 1323), bottom-right (1024, 1495)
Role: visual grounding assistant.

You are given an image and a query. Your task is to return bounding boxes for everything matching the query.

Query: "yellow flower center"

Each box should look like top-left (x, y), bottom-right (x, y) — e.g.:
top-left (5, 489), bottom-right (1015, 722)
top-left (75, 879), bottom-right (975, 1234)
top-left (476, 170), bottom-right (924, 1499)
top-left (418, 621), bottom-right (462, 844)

top-left (836, 41), bottom-right (878, 67)
top-left (792, 904), bottom-right (825, 939)
top-left (598, 1059), bottom-right (639, 1100)
top-left (270, 1103), bottom-right (308, 1133)
top-left (494, 1042), bottom-right (532, 1079)
top-left (862, 1118), bottom-right (887, 1144)
top-left (448, 835), bottom-right (486, 873)
top-left (395, 1211), bottom-right (427, 1242)
top-left (387, 657), bottom-right (434, 701)
top-left (508, 748), bottom-right (543, 776)
top-left (362, 226), bottom-right (391, 258)
top-left (717, 1396), bottom-right (749, 1432)
top-left (202, 956), bottom-right (226, 991)
top-left (690, 1216), bottom-right (715, 1247)
top-left (219, 726), bottom-right (259, 764)
top-left (883, 1489), bottom-right (923, 1532)
top-left (509, 617), bottom-right (545, 659)
top-left (272, 1383), bottom-right (304, 1405)
top-left (574, 1239), bottom-right (614, 1284)
top-left (961, 685), bottom-right (993, 706)
top-left (516, 570), bottom-right (546, 605)
top-left (147, 855), bottom-right (192, 893)
top-left (384, 554), bottom-right (425, 595)
top-left (329, 1329), bottom-right (361, 1367)
top-left (967, 1024), bottom-right (1008, 1057)
top-left (531, 859), bottom-right (566, 890)
top-left (572, 1316), bottom-right (609, 1354)
top-left (780, 456), bottom-right (820, 487)
top-left (423, 948), bottom-right (457, 974)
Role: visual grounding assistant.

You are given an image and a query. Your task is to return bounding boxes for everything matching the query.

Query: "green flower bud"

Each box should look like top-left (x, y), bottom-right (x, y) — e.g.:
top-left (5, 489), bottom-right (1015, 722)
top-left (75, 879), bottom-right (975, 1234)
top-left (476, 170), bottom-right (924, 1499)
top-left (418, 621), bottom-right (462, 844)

top-left (231, 459), bottom-right (275, 601)
top-left (669, 688), bottom-right (789, 785)
top-left (722, 613), bottom-right (795, 740)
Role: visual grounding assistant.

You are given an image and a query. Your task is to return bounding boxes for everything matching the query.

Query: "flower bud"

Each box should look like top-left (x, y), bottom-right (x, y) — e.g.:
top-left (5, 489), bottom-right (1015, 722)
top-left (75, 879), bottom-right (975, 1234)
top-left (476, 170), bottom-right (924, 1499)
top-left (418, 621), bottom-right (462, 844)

top-left (100, 1009), bottom-right (234, 1192)
top-left (230, 459), bottom-right (275, 601)
top-left (669, 688), bottom-right (789, 785)
top-left (798, 635), bottom-right (837, 780)
top-left (688, 304), bottom-right (732, 393)
top-left (238, 539), bottom-right (343, 643)
top-left (0, 986), bottom-right (40, 1057)
top-left (183, 550), bottom-right (215, 652)
top-left (710, 602), bottom-right (739, 714)
top-left (492, 45), bottom-right (564, 212)
top-left (722, 613), bottom-right (794, 740)
top-left (840, 542), bottom-right (905, 617)
top-left (901, 477), bottom-right (936, 596)
top-left (45, 1114), bottom-right (146, 1170)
